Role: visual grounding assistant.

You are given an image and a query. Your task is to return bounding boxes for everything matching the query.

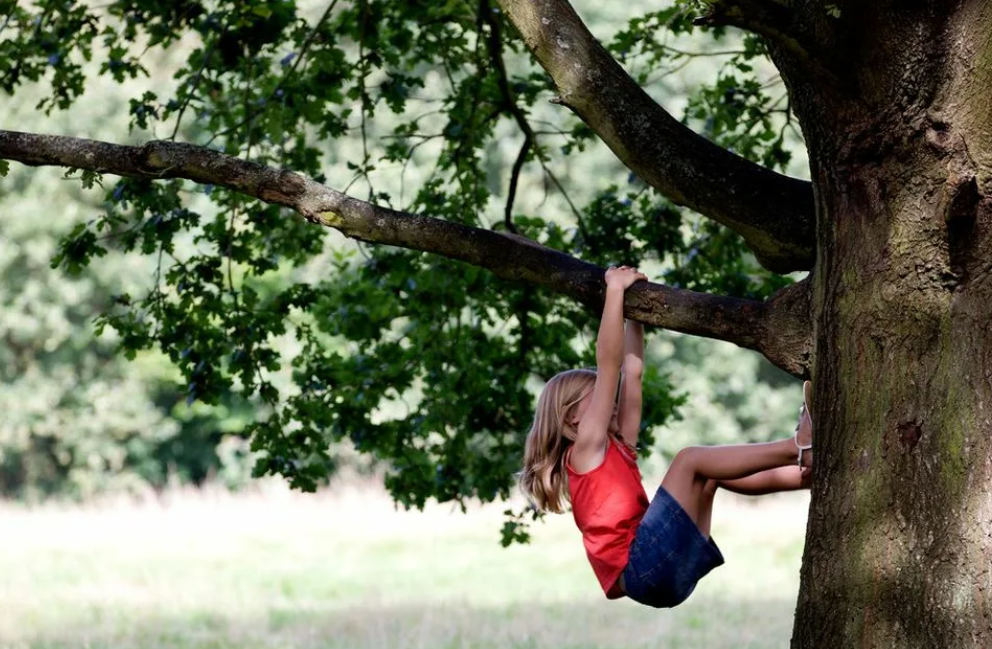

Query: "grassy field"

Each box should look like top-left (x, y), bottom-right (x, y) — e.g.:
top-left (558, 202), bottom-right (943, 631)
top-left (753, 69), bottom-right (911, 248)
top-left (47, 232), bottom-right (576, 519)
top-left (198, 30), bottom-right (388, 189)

top-left (0, 480), bottom-right (808, 649)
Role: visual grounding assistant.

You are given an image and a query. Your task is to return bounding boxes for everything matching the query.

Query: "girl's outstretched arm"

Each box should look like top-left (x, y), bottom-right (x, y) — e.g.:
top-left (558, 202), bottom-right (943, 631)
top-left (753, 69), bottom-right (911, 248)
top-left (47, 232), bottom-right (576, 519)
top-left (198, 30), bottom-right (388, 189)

top-left (617, 320), bottom-right (644, 450)
top-left (571, 266), bottom-right (647, 472)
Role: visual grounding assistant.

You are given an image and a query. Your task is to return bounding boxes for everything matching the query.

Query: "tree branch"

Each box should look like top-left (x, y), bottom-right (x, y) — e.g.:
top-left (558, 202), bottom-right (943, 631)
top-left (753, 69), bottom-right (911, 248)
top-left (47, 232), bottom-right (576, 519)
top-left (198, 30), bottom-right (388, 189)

top-left (496, 0), bottom-right (816, 272)
top-left (0, 129), bottom-right (809, 375)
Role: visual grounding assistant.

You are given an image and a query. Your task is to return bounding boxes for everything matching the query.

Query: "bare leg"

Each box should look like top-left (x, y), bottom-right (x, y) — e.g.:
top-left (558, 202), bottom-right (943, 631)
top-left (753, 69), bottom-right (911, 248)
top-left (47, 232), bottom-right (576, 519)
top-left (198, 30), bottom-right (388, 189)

top-left (687, 467), bottom-right (808, 540)
top-left (719, 465), bottom-right (811, 496)
top-left (661, 439), bottom-right (797, 530)
top-left (667, 384), bottom-right (814, 535)
top-left (695, 479), bottom-right (718, 538)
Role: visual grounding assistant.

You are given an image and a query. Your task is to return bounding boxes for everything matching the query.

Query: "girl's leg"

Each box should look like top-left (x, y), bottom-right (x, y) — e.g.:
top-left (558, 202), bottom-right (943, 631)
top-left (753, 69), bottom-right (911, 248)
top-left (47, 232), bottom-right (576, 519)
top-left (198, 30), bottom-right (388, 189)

top-left (666, 390), bottom-right (813, 533)
top-left (686, 467), bottom-right (808, 540)
top-left (695, 479), bottom-right (718, 538)
top-left (661, 438), bottom-right (799, 530)
top-left (718, 465), bottom-right (811, 496)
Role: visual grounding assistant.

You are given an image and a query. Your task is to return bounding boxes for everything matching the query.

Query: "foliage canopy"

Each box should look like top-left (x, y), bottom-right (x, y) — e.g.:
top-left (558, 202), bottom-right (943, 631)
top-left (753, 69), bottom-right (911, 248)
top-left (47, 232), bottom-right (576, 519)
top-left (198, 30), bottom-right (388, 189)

top-left (1, 0), bottom-right (801, 531)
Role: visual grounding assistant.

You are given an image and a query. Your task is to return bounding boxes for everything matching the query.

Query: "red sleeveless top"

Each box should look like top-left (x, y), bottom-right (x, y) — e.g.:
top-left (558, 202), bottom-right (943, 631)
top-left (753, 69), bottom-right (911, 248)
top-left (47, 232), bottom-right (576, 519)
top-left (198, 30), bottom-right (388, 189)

top-left (567, 436), bottom-right (650, 598)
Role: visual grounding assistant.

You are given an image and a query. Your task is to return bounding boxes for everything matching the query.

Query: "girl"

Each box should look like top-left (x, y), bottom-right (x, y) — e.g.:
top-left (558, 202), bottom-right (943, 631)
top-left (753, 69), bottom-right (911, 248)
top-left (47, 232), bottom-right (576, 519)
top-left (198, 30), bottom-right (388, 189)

top-left (519, 265), bottom-right (813, 608)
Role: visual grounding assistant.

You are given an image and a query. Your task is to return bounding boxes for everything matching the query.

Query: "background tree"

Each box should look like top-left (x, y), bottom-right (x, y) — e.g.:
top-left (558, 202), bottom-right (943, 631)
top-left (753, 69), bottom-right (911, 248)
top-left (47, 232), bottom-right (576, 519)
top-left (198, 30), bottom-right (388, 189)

top-left (4, 0), bottom-right (988, 646)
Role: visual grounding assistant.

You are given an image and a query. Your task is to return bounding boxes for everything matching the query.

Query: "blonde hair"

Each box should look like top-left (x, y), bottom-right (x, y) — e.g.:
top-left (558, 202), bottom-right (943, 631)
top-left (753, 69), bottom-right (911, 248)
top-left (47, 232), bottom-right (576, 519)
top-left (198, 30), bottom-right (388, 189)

top-left (519, 368), bottom-right (597, 513)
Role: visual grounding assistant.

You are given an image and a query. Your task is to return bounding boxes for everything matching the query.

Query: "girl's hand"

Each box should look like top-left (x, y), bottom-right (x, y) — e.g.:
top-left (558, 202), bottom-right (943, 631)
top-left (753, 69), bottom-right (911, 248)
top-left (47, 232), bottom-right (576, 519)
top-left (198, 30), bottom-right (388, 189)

top-left (604, 265), bottom-right (648, 290)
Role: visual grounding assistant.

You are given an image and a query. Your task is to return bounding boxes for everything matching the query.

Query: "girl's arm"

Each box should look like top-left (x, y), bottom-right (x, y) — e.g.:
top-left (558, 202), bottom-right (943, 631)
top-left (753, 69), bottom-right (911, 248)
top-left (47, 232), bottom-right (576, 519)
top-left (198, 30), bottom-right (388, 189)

top-left (617, 320), bottom-right (644, 450)
top-left (571, 266), bottom-right (646, 472)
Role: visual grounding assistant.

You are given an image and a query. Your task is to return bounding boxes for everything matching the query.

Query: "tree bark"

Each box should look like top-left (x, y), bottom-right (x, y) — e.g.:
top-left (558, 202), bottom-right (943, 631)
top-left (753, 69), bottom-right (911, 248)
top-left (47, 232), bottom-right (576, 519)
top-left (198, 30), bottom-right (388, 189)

top-left (777, 2), bottom-right (992, 646)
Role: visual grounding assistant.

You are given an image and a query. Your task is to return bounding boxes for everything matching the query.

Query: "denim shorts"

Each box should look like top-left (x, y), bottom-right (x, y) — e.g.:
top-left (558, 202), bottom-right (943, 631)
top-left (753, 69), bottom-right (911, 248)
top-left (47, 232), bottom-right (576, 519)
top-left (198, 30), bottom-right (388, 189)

top-left (621, 485), bottom-right (725, 608)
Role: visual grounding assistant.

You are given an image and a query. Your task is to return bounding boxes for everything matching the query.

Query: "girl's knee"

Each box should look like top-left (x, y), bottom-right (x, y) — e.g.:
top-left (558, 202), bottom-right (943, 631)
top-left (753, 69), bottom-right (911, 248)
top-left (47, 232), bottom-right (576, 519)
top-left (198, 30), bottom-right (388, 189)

top-left (671, 446), bottom-right (701, 471)
top-left (668, 446), bottom-right (704, 484)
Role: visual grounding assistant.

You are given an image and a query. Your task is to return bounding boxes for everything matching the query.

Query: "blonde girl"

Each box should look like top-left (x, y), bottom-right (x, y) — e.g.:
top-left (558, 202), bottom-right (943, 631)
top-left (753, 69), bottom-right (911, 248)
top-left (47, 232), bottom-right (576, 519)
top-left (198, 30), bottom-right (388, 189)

top-left (520, 266), bottom-right (813, 607)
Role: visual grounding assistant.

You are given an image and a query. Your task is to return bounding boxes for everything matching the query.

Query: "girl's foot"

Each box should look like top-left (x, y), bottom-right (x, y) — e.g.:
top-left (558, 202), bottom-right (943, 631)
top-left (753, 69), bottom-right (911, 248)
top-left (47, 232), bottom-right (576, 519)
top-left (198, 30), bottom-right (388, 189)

top-left (794, 380), bottom-right (813, 468)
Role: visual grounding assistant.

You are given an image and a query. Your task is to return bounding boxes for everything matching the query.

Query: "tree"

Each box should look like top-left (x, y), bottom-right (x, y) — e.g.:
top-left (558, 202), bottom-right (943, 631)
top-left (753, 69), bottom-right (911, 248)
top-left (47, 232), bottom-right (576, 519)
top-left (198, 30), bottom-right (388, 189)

top-left (2, 0), bottom-right (987, 645)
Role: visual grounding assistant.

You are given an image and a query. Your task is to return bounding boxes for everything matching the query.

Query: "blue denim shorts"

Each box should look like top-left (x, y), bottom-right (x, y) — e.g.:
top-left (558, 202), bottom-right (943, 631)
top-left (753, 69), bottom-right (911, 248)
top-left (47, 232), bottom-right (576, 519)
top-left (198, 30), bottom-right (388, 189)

top-left (621, 485), bottom-right (725, 608)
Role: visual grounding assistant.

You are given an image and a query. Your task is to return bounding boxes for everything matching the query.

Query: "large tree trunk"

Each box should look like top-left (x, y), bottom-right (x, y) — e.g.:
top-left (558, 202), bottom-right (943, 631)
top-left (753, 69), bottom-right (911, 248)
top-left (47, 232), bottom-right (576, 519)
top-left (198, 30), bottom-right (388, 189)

top-left (783, 2), bottom-right (992, 646)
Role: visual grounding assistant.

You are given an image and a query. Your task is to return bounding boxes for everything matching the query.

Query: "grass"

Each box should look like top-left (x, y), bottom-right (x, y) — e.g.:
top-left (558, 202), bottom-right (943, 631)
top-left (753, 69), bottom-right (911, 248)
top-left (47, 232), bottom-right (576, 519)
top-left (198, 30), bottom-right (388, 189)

top-left (0, 480), bottom-right (808, 649)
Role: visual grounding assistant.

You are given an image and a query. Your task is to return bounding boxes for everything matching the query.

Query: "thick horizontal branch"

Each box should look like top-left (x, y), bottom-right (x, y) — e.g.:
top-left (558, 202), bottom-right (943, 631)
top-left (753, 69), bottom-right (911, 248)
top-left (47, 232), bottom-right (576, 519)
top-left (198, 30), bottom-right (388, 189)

top-left (0, 129), bottom-right (810, 375)
top-left (496, 0), bottom-right (816, 272)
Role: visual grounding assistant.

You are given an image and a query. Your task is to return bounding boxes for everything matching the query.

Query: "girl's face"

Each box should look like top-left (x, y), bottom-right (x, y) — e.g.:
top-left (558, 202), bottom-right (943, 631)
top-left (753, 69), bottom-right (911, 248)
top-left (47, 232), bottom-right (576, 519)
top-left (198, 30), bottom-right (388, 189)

top-left (570, 388), bottom-right (620, 435)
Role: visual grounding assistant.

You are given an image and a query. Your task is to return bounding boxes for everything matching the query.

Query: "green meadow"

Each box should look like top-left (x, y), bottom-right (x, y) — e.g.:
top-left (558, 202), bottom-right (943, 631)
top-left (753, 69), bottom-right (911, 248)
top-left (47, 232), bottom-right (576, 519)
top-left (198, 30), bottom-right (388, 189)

top-left (0, 481), bottom-right (807, 649)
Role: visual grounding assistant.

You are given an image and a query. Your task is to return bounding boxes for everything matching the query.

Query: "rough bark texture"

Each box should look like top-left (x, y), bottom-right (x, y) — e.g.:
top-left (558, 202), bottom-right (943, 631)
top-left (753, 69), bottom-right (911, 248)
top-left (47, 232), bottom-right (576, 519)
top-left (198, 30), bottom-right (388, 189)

top-left (0, 129), bottom-right (810, 375)
top-left (773, 1), bottom-right (992, 647)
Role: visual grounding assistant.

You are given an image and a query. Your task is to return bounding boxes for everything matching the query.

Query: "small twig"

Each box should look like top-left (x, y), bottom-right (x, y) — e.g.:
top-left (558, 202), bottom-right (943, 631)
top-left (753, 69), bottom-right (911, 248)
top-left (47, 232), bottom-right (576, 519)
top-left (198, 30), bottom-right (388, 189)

top-left (761, 74), bottom-right (785, 89)
top-left (504, 136), bottom-right (530, 233)
top-left (382, 132), bottom-right (442, 141)
top-left (165, 250), bottom-right (190, 274)
top-left (659, 45), bottom-right (747, 57)
top-left (153, 246), bottom-right (165, 293)
top-left (171, 43), bottom-right (215, 141)
top-left (644, 57), bottom-right (695, 85)
top-left (399, 134), bottom-right (444, 204)
top-left (226, 204), bottom-right (240, 304)
top-left (358, 0), bottom-right (375, 201)
top-left (95, 216), bottom-right (143, 241)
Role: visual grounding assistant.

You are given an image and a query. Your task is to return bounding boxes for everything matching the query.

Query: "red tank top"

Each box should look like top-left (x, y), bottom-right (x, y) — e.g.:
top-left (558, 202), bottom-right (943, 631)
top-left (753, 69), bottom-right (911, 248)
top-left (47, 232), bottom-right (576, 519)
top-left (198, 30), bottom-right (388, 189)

top-left (567, 436), bottom-right (650, 598)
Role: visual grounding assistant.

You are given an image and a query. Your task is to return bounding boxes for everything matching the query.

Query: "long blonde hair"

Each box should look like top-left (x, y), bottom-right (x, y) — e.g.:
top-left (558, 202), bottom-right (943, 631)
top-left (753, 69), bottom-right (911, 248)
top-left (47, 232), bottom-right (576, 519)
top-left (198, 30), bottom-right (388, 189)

top-left (519, 368), bottom-right (596, 513)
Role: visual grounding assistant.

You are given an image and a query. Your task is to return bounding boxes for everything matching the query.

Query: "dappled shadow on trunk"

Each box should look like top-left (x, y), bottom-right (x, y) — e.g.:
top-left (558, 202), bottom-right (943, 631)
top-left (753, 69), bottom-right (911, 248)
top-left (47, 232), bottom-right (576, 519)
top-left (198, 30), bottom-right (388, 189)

top-left (7, 596), bottom-right (797, 649)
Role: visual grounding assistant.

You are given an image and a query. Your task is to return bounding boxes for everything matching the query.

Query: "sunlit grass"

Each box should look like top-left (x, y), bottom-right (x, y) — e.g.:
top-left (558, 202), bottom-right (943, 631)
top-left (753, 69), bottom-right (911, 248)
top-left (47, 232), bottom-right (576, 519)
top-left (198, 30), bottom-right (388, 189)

top-left (0, 480), bottom-right (808, 649)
